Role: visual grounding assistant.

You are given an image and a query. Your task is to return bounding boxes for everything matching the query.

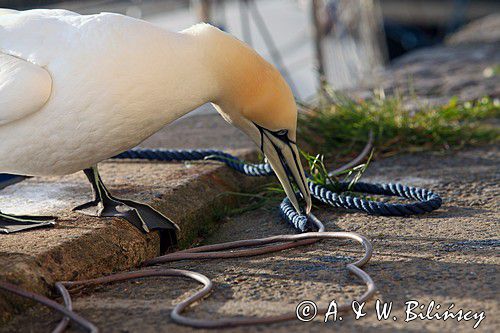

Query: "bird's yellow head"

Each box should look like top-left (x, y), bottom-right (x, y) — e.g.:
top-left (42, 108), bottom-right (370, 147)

top-left (187, 24), bottom-right (312, 214)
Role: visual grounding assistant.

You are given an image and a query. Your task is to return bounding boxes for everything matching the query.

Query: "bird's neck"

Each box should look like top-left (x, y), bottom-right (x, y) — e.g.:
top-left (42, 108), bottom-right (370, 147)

top-left (177, 24), bottom-right (277, 124)
top-left (145, 23), bottom-right (287, 131)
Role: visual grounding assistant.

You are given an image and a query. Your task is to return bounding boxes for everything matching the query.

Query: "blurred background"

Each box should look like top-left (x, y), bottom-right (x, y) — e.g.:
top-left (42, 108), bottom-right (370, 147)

top-left (2, 0), bottom-right (499, 99)
top-left (1, 0), bottom-right (499, 186)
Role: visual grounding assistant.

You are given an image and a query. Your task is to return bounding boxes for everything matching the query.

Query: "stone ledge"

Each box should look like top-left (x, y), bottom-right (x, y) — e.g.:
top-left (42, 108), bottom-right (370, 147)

top-left (0, 149), bottom-right (268, 322)
top-left (446, 13), bottom-right (500, 46)
top-left (349, 14), bottom-right (499, 109)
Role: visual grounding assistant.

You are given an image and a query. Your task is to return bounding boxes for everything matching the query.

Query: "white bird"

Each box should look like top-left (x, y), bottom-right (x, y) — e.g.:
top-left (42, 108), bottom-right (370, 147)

top-left (0, 9), bottom-right (311, 243)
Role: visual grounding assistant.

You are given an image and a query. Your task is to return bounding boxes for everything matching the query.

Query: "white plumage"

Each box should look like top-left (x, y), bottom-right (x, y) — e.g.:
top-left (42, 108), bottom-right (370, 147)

top-left (0, 9), bottom-right (311, 225)
top-left (1, 9), bottom-right (219, 175)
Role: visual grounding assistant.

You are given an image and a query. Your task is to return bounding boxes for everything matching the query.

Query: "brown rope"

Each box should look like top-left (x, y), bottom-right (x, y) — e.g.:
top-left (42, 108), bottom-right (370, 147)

top-left (1, 214), bottom-right (376, 332)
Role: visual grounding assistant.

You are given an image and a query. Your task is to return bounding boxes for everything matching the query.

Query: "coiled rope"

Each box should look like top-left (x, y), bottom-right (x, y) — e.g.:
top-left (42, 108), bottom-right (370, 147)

top-left (114, 148), bottom-right (442, 231)
top-left (1, 147), bottom-right (442, 332)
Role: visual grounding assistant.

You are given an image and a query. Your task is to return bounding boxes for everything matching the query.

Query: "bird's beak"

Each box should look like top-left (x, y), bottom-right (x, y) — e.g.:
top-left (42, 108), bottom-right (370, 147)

top-left (259, 128), bottom-right (312, 215)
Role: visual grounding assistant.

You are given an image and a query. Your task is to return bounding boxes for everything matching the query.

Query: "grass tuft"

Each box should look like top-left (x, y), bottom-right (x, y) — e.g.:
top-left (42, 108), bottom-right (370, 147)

top-left (298, 92), bottom-right (499, 159)
top-left (222, 150), bottom-right (374, 215)
top-left (300, 149), bottom-right (373, 192)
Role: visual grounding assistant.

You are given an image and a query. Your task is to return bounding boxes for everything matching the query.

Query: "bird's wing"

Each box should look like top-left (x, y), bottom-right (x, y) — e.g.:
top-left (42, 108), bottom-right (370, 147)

top-left (0, 52), bottom-right (52, 126)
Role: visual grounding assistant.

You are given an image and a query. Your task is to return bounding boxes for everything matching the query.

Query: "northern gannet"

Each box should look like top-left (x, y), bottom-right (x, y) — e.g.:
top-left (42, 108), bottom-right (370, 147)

top-left (0, 9), bottom-right (312, 243)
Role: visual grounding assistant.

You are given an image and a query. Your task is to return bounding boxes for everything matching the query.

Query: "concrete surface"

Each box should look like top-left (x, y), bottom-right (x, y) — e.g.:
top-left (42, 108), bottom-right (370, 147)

top-left (446, 13), bottom-right (500, 46)
top-left (0, 145), bottom-right (269, 323)
top-left (140, 113), bottom-right (254, 150)
top-left (1, 145), bottom-right (497, 333)
top-left (350, 13), bottom-right (500, 108)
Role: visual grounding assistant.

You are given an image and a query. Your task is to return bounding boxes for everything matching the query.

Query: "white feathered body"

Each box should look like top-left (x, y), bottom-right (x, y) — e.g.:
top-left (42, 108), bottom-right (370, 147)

top-left (0, 9), bottom-right (217, 176)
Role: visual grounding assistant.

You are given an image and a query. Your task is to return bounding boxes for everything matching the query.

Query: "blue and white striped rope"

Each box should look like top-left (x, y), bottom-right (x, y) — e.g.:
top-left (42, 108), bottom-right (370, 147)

top-left (114, 148), bottom-right (442, 231)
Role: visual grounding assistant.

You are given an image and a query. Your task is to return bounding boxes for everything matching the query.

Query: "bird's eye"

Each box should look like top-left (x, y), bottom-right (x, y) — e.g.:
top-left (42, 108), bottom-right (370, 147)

top-left (275, 129), bottom-right (288, 137)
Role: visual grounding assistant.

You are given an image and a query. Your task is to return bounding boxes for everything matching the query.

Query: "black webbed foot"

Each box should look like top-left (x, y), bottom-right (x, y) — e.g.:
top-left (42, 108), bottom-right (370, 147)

top-left (73, 166), bottom-right (179, 249)
top-left (0, 212), bottom-right (56, 234)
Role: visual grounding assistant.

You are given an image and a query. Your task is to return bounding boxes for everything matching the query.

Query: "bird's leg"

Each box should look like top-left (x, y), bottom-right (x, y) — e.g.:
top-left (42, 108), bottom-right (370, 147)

top-left (73, 166), bottom-right (178, 250)
top-left (0, 211), bottom-right (56, 234)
